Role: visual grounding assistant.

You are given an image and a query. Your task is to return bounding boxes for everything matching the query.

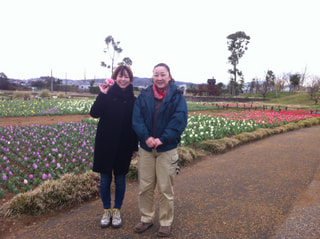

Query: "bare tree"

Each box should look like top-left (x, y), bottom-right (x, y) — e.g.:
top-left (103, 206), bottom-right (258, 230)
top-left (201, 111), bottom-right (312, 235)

top-left (274, 74), bottom-right (287, 97)
top-left (307, 76), bottom-right (320, 104)
top-left (299, 66), bottom-right (308, 90)
top-left (101, 35), bottom-right (132, 76)
top-left (255, 80), bottom-right (262, 94)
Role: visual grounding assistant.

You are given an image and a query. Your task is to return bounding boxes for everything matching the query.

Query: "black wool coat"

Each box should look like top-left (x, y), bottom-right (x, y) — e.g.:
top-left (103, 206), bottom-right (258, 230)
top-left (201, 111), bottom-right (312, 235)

top-left (90, 83), bottom-right (138, 176)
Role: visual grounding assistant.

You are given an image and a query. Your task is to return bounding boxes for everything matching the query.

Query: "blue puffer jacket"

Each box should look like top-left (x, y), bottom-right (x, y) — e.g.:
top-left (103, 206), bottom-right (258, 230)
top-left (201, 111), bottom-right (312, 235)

top-left (132, 82), bottom-right (188, 152)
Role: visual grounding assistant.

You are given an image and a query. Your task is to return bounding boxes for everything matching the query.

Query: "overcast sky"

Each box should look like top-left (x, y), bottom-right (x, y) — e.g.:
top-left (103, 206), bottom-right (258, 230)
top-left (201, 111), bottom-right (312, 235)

top-left (0, 0), bottom-right (319, 84)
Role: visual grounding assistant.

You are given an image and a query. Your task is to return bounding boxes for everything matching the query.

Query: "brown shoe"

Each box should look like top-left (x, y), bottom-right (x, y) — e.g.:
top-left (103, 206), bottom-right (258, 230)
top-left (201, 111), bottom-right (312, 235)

top-left (158, 226), bottom-right (171, 237)
top-left (134, 222), bottom-right (153, 233)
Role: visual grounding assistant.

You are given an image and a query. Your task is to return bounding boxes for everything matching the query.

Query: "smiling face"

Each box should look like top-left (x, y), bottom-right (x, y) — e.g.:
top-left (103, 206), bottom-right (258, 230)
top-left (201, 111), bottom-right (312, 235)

top-left (115, 69), bottom-right (131, 89)
top-left (152, 66), bottom-right (171, 92)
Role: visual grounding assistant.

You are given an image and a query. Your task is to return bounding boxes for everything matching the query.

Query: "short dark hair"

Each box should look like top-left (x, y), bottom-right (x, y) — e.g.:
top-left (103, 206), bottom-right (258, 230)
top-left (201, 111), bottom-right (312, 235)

top-left (112, 65), bottom-right (134, 82)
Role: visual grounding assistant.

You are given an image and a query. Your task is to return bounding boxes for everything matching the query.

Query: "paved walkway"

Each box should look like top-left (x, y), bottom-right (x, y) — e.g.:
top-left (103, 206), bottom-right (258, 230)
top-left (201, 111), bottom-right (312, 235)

top-left (7, 126), bottom-right (320, 239)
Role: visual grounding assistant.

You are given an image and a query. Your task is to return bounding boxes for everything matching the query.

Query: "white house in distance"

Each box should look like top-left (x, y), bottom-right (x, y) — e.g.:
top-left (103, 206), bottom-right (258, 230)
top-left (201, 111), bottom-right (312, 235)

top-left (78, 84), bottom-right (91, 90)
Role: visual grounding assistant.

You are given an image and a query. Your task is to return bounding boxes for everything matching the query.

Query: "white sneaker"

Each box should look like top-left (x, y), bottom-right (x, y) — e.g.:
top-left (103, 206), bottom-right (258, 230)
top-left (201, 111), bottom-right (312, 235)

top-left (100, 209), bottom-right (112, 228)
top-left (112, 208), bottom-right (122, 228)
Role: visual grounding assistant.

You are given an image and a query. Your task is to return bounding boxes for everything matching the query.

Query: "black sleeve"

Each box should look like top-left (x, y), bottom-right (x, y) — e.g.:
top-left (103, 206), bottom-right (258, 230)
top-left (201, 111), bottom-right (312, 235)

top-left (89, 93), bottom-right (108, 118)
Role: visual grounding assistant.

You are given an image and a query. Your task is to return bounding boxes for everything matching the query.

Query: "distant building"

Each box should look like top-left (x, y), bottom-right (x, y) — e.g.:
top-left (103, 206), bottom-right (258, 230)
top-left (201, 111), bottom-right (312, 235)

top-left (78, 84), bottom-right (91, 90)
top-left (136, 85), bottom-right (148, 91)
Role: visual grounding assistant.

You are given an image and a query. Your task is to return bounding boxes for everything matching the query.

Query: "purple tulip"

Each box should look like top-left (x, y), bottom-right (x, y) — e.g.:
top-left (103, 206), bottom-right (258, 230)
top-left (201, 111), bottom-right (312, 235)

top-left (2, 174), bottom-right (7, 180)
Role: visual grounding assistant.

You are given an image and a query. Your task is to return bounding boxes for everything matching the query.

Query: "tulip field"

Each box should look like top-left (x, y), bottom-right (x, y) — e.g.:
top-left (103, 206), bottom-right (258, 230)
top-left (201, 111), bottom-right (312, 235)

top-left (181, 109), bottom-right (316, 146)
top-left (0, 123), bottom-right (96, 198)
top-left (0, 98), bottom-right (319, 199)
top-left (0, 98), bottom-right (94, 117)
top-left (0, 98), bottom-right (258, 117)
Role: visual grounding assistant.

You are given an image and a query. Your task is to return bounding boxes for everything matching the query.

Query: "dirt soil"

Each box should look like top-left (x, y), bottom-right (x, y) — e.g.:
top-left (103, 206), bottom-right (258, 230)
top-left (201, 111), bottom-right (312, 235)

top-left (0, 114), bottom-right (92, 127)
top-left (0, 110), bottom-right (216, 128)
top-left (1, 115), bottom-right (320, 238)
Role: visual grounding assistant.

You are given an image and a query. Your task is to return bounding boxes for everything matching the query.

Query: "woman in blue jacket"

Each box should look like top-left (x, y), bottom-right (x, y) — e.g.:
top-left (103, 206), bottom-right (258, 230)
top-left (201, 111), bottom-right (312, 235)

top-left (132, 63), bottom-right (188, 237)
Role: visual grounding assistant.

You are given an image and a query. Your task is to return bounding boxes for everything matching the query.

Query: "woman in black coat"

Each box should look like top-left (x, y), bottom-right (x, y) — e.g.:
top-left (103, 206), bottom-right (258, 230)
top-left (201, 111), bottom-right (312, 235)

top-left (90, 65), bottom-right (138, 228)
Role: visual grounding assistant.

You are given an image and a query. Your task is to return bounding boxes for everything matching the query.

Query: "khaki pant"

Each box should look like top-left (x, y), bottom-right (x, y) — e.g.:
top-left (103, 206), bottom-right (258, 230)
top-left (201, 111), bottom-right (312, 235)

top-left (138, 148), bottom-right (178, 226)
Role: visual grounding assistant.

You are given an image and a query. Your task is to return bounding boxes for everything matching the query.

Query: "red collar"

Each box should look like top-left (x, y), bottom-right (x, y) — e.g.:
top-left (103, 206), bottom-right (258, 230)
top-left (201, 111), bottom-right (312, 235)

top-left (153, 84), bottom-right (168, 100)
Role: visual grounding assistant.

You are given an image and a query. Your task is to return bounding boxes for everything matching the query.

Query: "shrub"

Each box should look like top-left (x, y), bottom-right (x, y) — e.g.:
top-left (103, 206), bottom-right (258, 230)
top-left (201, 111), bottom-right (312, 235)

top-left (253, 128), bottom-right (274, 139)
top-left (298, 120), bottom-right (312, 128)
top-left (1, 171), bottom-right (100, 217)
top-left (57, 93), bottom-right (66, 98)
top-left (273, 127), bottom-right (285, 134)
top-left (12, 92), bottom-right (31, 99)
top-left (234, 132), bottom-right (256, 143)
top-left (306, 117), bottom-right (319, 125)
top-left (177, 147), bottom-right (196, 166)
top-left (38, 89), bottom-right (51, 98)
top-left (199, 139), bottom-right (227, 154)
top-left (222, 137), bottom-right (241, 148)
top-left (282, 123), bottom-right (300, 131)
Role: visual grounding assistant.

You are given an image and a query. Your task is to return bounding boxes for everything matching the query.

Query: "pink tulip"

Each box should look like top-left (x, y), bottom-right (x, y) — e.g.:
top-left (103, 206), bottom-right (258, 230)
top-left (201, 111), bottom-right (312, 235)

top-left (106, 78), bottom-right (114, 86)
